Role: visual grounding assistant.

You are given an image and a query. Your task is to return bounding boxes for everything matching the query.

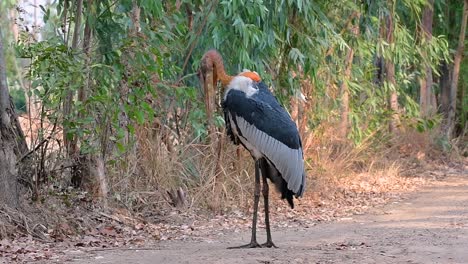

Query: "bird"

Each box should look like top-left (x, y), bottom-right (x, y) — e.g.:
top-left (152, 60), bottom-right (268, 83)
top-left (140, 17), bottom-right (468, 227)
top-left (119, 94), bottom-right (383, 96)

top-left (200, 50), bottom-right (306, 248)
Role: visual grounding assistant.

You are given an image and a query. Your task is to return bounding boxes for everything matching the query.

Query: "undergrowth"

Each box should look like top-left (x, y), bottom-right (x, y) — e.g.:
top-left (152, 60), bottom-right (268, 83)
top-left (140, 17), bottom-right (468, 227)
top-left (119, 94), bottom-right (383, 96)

top-left (1, 119), bottom-right (464, 241)
top-left (106, 119), bottom-right (459, 216)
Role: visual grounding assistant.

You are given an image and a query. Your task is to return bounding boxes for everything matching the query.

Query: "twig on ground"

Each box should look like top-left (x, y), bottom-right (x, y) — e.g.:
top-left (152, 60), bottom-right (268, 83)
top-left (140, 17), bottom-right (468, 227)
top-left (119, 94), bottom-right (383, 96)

top-left (98, 212), bottom-right (124, 224)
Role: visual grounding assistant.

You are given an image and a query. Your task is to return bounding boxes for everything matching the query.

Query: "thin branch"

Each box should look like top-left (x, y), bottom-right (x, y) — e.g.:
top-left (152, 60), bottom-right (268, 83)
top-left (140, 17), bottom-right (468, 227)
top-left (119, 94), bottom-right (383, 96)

top-left (177, 0), bottom-right (218, 84)
top-left (17, 122), bottom-right (57, 163)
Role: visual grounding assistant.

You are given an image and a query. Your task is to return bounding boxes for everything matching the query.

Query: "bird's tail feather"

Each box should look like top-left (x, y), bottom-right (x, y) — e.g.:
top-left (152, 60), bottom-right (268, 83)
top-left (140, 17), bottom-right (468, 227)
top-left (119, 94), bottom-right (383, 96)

top-left (261, 158), bottom-right (295, 209)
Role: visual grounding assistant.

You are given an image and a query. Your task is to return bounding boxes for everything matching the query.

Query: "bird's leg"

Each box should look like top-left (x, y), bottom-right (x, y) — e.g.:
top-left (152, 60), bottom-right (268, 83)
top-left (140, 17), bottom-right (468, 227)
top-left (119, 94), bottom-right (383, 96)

top-left (228, 159), bottom-right (262, 249)
top-left (261, 161), bottom-right (277, 248)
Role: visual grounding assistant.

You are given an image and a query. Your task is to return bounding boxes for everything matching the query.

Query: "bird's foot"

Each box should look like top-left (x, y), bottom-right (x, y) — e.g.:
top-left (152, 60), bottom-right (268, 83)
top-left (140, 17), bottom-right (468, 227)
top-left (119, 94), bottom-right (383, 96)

top-left (261, 240), bottom-right (278, 248)
top-left (227, 241), bottom-right (262, 249)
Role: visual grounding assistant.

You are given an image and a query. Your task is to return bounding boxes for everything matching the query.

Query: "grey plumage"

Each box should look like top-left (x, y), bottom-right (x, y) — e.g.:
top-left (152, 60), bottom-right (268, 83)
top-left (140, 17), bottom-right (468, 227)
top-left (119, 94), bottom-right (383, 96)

top-left (234, 115), bottom-right (305, 197)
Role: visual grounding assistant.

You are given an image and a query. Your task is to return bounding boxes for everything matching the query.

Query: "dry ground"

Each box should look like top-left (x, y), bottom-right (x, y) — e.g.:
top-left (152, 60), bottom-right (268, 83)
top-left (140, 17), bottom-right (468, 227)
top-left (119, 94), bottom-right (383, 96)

top-left (62, 170), bottom-right (468, 264)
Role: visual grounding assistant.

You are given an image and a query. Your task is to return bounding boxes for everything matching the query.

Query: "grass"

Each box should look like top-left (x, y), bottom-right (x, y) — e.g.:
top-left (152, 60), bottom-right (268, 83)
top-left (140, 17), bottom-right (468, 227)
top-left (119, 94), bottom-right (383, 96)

top-left (104, 118), bottom-right (443, 219)
top-left (106, 125), bottom-right (256, 214)
top-left (2, 109), bottom-right (463, 241)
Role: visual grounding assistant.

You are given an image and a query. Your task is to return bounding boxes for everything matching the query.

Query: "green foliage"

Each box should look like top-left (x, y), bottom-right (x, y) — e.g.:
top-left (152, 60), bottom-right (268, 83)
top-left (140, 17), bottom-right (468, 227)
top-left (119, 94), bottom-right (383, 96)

top-left (10, 88), bottom-right (26, 113)
top-left (8, 0), bottom-right (463, 154)
top-left (16, 37), bottom-right (83, 135)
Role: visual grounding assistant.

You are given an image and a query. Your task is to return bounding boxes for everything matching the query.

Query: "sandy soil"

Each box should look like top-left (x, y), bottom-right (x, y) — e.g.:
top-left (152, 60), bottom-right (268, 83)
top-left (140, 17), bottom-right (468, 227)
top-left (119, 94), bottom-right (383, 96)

top-left (68, 173), bottom-right (468, 264)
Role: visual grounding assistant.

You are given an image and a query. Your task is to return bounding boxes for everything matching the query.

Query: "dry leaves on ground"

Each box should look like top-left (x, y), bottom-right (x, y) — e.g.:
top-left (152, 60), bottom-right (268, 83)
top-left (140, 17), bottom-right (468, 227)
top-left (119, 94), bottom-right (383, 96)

top-left (1, 164), bottom-right (463, 263)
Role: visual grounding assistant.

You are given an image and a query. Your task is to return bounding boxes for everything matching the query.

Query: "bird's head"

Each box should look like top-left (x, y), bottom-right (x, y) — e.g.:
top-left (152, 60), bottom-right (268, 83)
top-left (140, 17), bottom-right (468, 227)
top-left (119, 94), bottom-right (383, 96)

top-left (238, 69), bottom-right (261, 82)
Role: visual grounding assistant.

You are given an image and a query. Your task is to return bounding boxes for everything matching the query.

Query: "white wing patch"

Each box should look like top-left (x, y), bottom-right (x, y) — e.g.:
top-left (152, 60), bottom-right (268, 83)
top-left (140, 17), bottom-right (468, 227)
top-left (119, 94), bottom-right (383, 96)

top-left (234, 115), bottom-right (305, 195)
top-left (228, 112), bottom-right (262, 159)
top-left (224, 76), bottom-right (258, 101)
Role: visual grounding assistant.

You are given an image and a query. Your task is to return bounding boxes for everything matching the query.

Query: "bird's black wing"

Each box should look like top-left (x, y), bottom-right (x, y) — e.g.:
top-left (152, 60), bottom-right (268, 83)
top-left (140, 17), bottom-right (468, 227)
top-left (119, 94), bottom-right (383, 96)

top-left (223, 82), bottom-right (305, 197)
top-left (223, 106), bottom-right (239, 145)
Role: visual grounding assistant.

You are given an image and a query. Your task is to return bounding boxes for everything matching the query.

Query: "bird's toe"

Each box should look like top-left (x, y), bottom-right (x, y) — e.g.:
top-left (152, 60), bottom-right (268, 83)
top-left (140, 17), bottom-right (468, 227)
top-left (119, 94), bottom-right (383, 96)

top-left (261, 241), bottom-right (278, 248)
top-left (227, 241), bottom-right (262, 249)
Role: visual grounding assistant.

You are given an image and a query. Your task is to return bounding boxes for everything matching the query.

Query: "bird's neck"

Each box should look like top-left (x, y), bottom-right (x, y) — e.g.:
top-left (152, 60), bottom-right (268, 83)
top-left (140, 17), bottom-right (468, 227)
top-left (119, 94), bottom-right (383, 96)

top-left (216, 68), bottom-right (234, 87)
top-left (202, 50), bottom-right (233, 87)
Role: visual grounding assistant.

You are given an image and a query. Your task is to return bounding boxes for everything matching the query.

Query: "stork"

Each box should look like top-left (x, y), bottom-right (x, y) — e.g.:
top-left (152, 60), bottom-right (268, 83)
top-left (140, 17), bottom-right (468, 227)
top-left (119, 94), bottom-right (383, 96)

top-left (201, 50), bottom-right (306, 248)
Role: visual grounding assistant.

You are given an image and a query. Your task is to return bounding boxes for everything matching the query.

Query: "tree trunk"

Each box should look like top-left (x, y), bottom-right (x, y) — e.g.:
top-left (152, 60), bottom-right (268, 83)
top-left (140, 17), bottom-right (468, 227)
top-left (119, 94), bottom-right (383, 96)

top-left (461, 75), bottom-right (467, 134)
top-left (0, 28), bottom-right (28, 208)
top-left (9, 10), bottom-right (19, 41)
top-left (69, 0), bottom-right (108, 204)
top-left (130, 0), bottom-right (141, 35)
top-left (33, 0), bottom-right (38, 39)
top-left (383, 11), bottom-right (400, 133)
top-left (94, 155), bottom-right (108, 207)
top-left (78, 0), bottom-right (93, 106)
top-left (84, 0), bottom-right (108, 204)
top-left (339, 50), bottom-right (352, 139)
top-left (61, 0), bottom-right (69, 44)
top-left (419, 0), bottom-right (436, 117)
top-left (445, 0), bottom-right (468, 138)
top-left (439, 61), bottom-right (451, 117)
top-left (440, 0), bottom-right (454, 119)
top-left (339, 13), bottom-right (360, 139)
top-left (63, 0), bottom-right (83, 159)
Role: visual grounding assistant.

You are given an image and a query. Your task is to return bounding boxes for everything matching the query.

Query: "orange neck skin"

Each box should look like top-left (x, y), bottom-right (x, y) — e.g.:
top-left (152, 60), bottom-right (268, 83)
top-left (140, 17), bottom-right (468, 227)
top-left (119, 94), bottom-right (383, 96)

top-left (238, 71), bottom-right (261, 82)
top-left (201, 50), bottom-right (262, 86)
top-left (201, 50), bottom-right (233, 87)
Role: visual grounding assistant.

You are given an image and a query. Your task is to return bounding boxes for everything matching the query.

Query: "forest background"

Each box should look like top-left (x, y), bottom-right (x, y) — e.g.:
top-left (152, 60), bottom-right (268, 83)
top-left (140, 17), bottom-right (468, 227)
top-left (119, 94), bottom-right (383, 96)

top-left (0, 0), bottom-right (466, 252)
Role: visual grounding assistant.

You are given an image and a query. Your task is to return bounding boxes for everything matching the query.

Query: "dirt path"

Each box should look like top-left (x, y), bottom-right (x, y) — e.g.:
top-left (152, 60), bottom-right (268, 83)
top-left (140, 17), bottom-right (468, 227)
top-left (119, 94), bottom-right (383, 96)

top-left (69, 173), bottom-right (468, 264)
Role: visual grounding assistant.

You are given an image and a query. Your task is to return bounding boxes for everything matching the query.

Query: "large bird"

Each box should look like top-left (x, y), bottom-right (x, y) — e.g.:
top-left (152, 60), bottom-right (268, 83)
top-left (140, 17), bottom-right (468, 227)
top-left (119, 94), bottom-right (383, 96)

top-left (201, 50), bottom-right (306, 248)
